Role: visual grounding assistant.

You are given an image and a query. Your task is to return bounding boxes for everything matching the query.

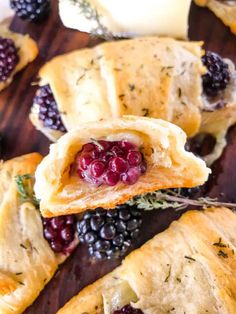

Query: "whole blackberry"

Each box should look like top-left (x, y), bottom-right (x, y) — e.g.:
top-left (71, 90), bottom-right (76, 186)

top-left (0, 37), bottom-right (19, 82)
top-left (42, 215), bottom-right (77, 254)
top-left (202, 51), bottom-right (230, 97)
top-left (10, 0), bottom-right (50, 22)
top-left (34, 85), bottom-right (66, 132)
top-left (113, 305), bottom-right (143, 314)
top-left (77, 205), bottom-right (142, 260)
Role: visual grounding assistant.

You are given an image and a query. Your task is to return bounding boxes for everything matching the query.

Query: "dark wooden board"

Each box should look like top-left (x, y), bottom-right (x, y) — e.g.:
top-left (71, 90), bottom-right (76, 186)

top-left (0, 1), bottom-right (236, 313)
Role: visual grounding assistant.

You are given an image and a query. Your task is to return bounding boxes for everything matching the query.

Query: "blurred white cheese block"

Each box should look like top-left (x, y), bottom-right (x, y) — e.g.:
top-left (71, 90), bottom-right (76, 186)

top-left (0, 2), bottom-right (13, 23)
top-left (59, 0), bottom-right (192, 39)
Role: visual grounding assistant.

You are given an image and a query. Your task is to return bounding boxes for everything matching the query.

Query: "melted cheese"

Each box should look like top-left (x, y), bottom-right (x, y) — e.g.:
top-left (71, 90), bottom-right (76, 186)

top-left (59, 0), bottom-right (191, 39)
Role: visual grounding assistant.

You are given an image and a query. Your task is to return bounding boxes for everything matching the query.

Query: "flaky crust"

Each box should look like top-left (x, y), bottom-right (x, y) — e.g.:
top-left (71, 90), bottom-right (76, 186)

top-left (195, 0), bottom-right (236, 35)
top-left (30, 37), bottom-right (204, 140)
top-left (57, 207), bottom-right (236, 314)
top-left (34, 116), bottom-right (210, 217)
top-left (0, 25), bottom-right (38, 92)
top-left (0, 153), bottom-right (64, 314)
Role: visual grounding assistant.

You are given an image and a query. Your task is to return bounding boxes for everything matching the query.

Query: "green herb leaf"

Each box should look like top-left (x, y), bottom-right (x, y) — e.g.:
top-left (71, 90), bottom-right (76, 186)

top-left (15, 174), bottom-right (39, 206)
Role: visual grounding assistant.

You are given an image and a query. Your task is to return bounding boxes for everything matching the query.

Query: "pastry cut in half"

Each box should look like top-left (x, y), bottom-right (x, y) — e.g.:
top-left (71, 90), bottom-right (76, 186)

top-left (59, 0), bottom-right (191, 39)
top-left (195, 0), bottom-right (236, 35)
top-left (57, 207), bottom-right (236, 314)
top-left (34, 116), bottom-right (210, 217)
top-left (30, 37), bottom-right (236, 165)
top-left (0, 24), bottom-right (38, 92)
top-left (0, 153), bottom-right (78, 314)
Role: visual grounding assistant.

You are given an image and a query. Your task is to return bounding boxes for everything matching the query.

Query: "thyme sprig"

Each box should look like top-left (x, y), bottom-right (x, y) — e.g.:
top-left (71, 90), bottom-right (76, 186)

top-left (72, 0), bottom-right (114, 40)
top-left (15, 174), bottom-right (39, 206)
top-left (126, 189), bottom-right (236, 211)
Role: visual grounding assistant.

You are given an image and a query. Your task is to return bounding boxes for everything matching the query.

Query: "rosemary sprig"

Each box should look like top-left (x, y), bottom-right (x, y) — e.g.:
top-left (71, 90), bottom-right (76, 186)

top-left (72, 0), bottom-right (114, 41)
top-left (126, 189), bottom-right (236, 211)
top-left (15, 174), bottom-right (39, 206)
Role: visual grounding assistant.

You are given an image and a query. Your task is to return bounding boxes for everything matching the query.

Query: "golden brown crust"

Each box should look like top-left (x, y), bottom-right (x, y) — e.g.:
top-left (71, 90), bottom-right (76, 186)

top-left (195, 0), bottom-right (236, 35)
top-left (0, 25), bottom-right (38, 92)
top-left (0, 153), bottom-right (65, 314)
top-left (57, 207), bottom-right (236, 314)
top-left (31, 37), bottom-right (204, 141)
top-left (34, 116), bottom-right (210, 217)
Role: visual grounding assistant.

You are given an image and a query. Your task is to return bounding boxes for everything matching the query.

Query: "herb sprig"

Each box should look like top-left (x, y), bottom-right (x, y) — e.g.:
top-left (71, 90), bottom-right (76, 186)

top-left (126, 189), bottom-right (236, 211)
top-left (15, 174), bottom-right (38, 206)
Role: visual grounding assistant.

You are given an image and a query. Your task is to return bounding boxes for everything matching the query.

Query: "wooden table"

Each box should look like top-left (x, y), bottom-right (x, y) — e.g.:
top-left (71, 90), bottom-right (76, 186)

top-left (0, 1), bottom-right (236, 313)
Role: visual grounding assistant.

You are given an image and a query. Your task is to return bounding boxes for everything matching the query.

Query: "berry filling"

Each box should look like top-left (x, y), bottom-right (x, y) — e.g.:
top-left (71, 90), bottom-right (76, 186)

top-left (77, 205), bottom-right (142, 260)
top-left (75, 140), bottom-right (147, 186)
top-left (113, 304), bottom-right (143, 314)
top-left (0, 37), bottom-right (19, 82)
top-left (10, 0), bottom-right (50, 22)
top-left (202, 51), bottom-right (230, 97)
top-left (34, 85), bottom-right (66, 132)
top-left (42, 215), bottom-right (77, 254)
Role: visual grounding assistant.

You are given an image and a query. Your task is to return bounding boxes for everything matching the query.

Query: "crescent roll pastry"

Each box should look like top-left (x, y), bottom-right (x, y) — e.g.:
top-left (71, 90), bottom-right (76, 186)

top-left (57, 207), bottom-right (236, 314)
top-left (0, 25), bottom-right (38, 92)
top-left (34, 116), bottom-right (210, 217)
top-left (195, 0), bottom-right (236, 35)
top-left (59, 0), bottom-right (191, 39)
top-left (0, 153), bottom-right (75, 314)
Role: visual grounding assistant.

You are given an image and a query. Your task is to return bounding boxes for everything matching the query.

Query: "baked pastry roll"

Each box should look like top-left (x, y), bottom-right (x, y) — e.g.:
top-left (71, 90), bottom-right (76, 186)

top-left (34, 116), bottom-right (210, 217)
top-left (0, 25), bottom-right (38, 92)
top-left (57, 207), bottom-right (236, 314)
top-left (195, 0), bottom-right (236, 35)
top-left (0, 153), bottom-right (76, 314)
top-left (59, 0), bottom-right (191, 39)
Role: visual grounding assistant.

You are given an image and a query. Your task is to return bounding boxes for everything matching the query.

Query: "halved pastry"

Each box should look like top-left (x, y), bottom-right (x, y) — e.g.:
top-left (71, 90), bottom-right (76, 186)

top-left (57, 206), bottom-right (236, 314)
top-left (30, 37), bottom-right (236, 165)
top-left (0, 24), bottom-right (38, 92)
top-left (59, 0), bottom-right (191, 39)
top-left (0, 153), bottom-right (78, 314)
top-left (195, 0), bottom-right (236, 35)
top-left (34, 116), bottom-right (210, 217)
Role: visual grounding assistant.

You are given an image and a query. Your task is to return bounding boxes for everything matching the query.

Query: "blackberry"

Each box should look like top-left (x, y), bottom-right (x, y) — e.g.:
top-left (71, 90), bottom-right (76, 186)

top-left (113, 305), bottom-right (143, 314)
top-left (202, 51), bottom-right (230, 97)
top-left (34, 85), bottom-right (66, 132)
top-left (42, 215), bottom-right (77, 254)
top-left (10, 0), bottom-right (50, 22)
top-left (77, 205), bottom-right (142, 260)
top-left (0, 37), bottom-right (19, 82)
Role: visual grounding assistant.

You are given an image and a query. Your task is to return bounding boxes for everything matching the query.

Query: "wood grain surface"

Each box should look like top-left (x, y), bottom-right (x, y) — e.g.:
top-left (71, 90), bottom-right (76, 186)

top-left (0, 1), bottom-right (236, 313)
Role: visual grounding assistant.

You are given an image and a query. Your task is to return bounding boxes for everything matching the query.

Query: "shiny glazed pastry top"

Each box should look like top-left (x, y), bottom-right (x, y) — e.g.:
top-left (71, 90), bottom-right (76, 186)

top-left (34, 116), bottom-right (210, 217)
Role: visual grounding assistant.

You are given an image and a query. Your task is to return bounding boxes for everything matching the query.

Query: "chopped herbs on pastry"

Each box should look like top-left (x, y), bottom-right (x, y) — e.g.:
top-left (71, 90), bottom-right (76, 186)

top-left (0, 25), bottom-right (38, 92)
top-left (0, 153), bottom-right (77, 314)
top-left (34, 116), bottom-right (210, 217)
top-left (56, 207), bottom-right (236, 314)
top-left (59, 0), bottom-right (192, 39)
top-left (195, 0), bottom-right (236, 35)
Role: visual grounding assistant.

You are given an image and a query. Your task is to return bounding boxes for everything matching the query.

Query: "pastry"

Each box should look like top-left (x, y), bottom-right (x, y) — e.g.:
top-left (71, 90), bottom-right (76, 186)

top-left (56, 206), bottom-right (236, 314)
top-left (59, 0), bottom-right (192, 39)
top-left (30, 37), bottom-right (236, 165)
top-left (34, 116), bottom-right (210, 217)
top-left (195, 0), bottom-right (236, 35)
top-left (0, 153), bottom-right (78, 314)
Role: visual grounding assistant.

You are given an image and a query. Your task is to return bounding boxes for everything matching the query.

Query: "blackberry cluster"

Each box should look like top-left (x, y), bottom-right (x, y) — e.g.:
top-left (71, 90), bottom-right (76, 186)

top-left (10, 0), bottom-right (50, 22)
top-left (77, 205), bottom-right (142, 260)
top-left (113, 305), bottom-right (143, 314)
top-left (43, 215), bottom-right (77, 254)
top-left (0, 37), bottom-right (19, 82)
top-left (34, 85), bottom-right (66, 132)
top-left (202, 51), bottom-right (230, 97)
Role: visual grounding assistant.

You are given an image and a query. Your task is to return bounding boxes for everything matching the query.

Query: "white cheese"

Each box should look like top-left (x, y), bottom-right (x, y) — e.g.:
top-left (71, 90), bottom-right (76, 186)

top-left (59, 0), bottom-right (192, 39)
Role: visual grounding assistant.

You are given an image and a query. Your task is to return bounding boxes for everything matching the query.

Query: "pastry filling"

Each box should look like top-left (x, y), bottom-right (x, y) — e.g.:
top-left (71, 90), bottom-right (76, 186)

top-left (77, 205), bottom-right (142, 260)
top-left (0, 36), bottom-right (19, 82)
top-left (34, 84), bottom-right (66, 132)
top-left (75, 140), bottom-right (147, 186)
top-left (113, 305), bottom-right (143, 314)
top-left (202, 51), bottom-right (230, 98)
top-left (42, 215), bottom-right (77, 253)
